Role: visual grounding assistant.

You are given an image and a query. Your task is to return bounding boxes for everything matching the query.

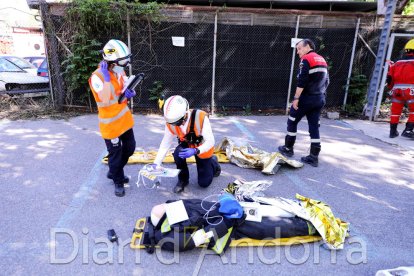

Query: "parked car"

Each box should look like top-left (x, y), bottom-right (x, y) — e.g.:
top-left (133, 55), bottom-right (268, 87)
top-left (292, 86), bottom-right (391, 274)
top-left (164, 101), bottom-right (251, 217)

top-left (37, 59), bottom-right (49, 77)
top-left (0, 55), bottom-right (38, 76)
top-left (23, 56), bottom-right (46, 68)
top-left (0, 57), bottom-right (49, 93)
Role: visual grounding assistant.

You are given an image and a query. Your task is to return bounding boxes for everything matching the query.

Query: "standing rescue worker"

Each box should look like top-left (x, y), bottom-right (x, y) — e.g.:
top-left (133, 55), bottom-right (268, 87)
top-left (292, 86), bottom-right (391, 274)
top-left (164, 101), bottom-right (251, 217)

top-left (151, 95), bottom-right (221, 193)
top-left (278, 39), bottom-right (329, 167)
top-left (89, 39), bottom-right (137, 197)
top-left (386, 38), bottom-right (414, 139)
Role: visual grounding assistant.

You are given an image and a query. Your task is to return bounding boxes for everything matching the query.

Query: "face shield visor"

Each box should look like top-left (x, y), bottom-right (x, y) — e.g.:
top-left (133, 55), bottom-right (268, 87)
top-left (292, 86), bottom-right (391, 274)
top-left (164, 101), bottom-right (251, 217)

top-left (169, 114), bottom-right (187, 126)
top-left (114, 55), bottom-right (131, 67)
top-left (100, 49), bottom-right (132, 67)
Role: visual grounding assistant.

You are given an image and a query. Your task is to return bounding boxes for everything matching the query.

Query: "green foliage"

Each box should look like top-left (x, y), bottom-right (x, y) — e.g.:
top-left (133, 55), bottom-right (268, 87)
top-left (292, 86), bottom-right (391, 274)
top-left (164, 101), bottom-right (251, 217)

top-left (315, 36), bottom-right (333, 70)
top-left (403, 0), bottom-right (414, 15)
top-left (243, 104), bottom-right (252, 115)
top-left (62, 39), bottom-right (102, 96)
top-left (344, 73), bottom-right (368, 114)
top-left (148, 81), bottom-right (164, 101)
top-left (61, 0), bottom-right (162, 104)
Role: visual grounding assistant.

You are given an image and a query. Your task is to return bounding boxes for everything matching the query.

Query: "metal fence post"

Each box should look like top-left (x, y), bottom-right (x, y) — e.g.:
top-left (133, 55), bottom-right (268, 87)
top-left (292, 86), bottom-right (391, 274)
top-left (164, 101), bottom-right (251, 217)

top-left (40, 0), bottom-right (65, 111)
top-left (127, 11), bottom-right (133, 111)
top-left (286, 15), bottom-right (300, 114)
top-left (343, 17), bottom-right (360, 109)
top-left (39, 2), bottom-right (54, 108)
top-left (211, 11), bottom-right (218, 115)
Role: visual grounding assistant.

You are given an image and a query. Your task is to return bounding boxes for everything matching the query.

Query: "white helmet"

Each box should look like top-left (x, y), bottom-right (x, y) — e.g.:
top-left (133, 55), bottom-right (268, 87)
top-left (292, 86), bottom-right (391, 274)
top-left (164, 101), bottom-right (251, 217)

top-left (101, 39), bottom-right (131, 67)
top-left (163, 95), bottom-right (189, 124)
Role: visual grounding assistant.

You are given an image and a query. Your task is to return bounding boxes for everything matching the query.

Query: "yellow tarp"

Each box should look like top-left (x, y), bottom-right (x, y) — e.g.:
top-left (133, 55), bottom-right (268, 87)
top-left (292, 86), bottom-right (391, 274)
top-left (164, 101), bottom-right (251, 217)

top-left (224, 181), bottom-right (349, 250)
top-left (216, 137), bottom-right (303, 174)
top-left (296, 194), bottom-right (349, 250)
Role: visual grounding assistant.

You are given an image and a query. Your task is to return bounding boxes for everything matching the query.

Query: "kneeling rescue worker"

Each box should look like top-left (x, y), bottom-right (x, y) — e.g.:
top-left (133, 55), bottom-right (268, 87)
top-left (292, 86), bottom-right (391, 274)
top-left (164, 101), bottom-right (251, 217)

top-left (89, 39), bottom-right (137, 197)
top-left (387, 38), bottom-right (414, 139)
top-left (151, 95), bottom-right (221, 193)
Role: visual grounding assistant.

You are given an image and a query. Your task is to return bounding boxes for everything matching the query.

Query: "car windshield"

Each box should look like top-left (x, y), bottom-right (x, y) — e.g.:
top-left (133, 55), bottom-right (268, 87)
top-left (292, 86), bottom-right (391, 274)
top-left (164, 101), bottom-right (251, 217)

top-left (0, 58), bottom-right (24, 72)
top-left (29, 58), bottom-right (45, 68)
top-left (5, 56), bottom-right (35, 69)
top-left (39, 59), bottom-right (48, 69)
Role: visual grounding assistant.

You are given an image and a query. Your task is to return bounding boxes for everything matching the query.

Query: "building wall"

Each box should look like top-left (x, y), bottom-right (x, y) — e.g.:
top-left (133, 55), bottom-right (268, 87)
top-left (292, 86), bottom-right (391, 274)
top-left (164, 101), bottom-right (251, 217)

top-left (0, 2), bottom-right (44, 56)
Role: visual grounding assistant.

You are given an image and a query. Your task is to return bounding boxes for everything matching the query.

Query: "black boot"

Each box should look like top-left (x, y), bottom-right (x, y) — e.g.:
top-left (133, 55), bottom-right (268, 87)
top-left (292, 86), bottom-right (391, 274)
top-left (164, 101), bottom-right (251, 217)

top-left (278, 135), bottom-right (295, 157)
top-left (401, 122), bottom-right (414, 138)
top-left (212, 155), bottom-right (221, 177)
top-left (114, 183), bottom-right (125, 197)
top-left (173, 180), bottom-right (189, 193)
top-left (107, 172), bottom-right (130, 183)
top-left (389, 123), bottom-right (399, 138)
top-left (301, 144), bottom-right (321, 167)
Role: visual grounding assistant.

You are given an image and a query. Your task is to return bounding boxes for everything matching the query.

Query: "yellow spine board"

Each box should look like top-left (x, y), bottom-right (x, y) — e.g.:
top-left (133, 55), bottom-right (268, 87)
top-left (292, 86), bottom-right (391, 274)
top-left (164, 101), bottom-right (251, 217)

top-left (130, 218), bottom-right (322, 250)
top-left (103, 151), bottom-right (229, 164)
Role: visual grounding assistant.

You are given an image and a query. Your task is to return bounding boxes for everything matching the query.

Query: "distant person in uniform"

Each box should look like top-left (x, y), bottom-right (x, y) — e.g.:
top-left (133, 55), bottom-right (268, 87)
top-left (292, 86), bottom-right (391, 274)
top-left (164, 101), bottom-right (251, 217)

top-left (386, 38), bottom-right (414, 139)
top-left (278, 39), bottom-right (330, 167)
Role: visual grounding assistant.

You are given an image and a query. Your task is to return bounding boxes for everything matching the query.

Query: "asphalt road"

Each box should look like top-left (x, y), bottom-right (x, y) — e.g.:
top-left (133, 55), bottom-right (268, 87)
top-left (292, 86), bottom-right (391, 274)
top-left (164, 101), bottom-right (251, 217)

top-left (0, 114), bottom-right (413, 275)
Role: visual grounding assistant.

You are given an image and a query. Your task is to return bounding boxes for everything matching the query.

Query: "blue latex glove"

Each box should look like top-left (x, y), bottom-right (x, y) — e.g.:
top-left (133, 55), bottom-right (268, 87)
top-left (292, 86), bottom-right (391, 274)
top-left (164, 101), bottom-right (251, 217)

top-left (178, 148), bottom-right (197, 159)
top-left (99, 61), bottom-right (110, 82)
top-left (124, 88), bottom-right (136, 99)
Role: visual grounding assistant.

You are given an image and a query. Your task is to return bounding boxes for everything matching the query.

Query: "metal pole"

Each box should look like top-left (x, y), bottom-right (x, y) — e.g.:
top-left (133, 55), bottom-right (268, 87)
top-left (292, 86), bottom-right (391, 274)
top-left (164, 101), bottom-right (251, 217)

top-left (343, 18), bottom-right (360, 108)
top-left (358, 33), bottom-right (377, 58)
top-left (39, 3), bottom-right (54, 107)
top-left (211, 11), bottom-right (218, 115)
top-left (127, 11), bottom-right (133, 111)
top-left (286, 15), bottom-right (300, 114)
top-left (375, 33), bottom-right (414, 117)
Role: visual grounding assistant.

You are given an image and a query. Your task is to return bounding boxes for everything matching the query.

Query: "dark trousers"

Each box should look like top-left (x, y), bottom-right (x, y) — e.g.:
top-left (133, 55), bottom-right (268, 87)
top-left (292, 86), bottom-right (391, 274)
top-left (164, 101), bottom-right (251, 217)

top-left (104, 128), bottom-right (136, 184)
top-left (287, 95), bottom-right (325, 144)
top-left (173, 144), bottom-right (218, 187)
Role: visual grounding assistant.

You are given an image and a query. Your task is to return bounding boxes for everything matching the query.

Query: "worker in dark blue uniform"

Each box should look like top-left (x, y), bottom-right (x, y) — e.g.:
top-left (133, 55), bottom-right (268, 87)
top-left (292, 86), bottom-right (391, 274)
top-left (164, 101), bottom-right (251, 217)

top-left (278, 39), bottom-right (330, 167)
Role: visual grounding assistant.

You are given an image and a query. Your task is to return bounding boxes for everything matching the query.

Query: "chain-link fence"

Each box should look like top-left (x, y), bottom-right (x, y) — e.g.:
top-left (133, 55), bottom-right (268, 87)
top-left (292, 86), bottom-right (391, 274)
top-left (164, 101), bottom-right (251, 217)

top-left (43, 4), bottom-right (414, 113)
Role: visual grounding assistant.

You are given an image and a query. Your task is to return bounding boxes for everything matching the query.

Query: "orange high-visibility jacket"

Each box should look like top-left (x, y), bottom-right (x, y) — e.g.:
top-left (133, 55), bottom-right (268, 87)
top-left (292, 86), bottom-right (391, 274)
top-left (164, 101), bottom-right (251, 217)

top-left (89, 68), bottom-right (134, 140)
top-left (166, 109), bottom-right (214, 159)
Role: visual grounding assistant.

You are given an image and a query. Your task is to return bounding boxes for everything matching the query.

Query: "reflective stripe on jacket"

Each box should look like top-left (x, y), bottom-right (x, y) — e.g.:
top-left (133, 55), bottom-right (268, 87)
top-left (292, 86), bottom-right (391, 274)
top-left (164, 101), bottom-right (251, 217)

top-left (298, 51), bottom-right (329, 96)
top-left (88, 68), bottom-right (134, 139)
top-left (166, 109), bottom-right (214, 159)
